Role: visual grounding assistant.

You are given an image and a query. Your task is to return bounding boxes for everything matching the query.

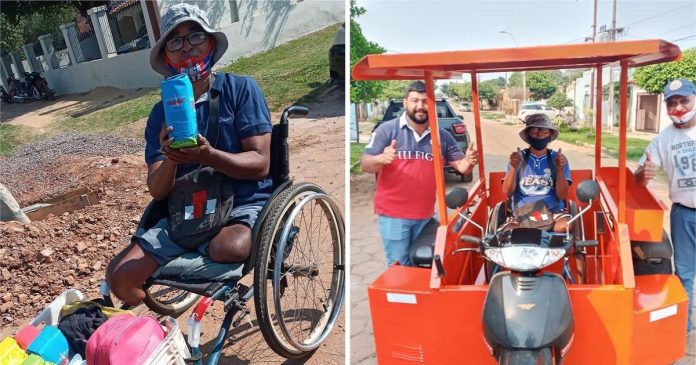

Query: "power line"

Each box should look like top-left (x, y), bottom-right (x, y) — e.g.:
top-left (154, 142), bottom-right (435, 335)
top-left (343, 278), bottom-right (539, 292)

top-left (623, 4), bottom-right (693, 27)
top-left (672, 35), bottom-right (696, 42)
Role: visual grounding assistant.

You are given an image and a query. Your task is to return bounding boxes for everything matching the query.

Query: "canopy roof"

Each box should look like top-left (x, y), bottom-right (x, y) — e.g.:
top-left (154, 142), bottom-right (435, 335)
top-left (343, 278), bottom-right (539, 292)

top-left (352, 39), bottom-right (681, 80)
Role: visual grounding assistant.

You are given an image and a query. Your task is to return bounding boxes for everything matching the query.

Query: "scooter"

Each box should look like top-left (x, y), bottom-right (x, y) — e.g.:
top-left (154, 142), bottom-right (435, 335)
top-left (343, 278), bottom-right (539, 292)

top-left (6, 72), bottom-right (55, 103)
top-left (446, 180), bottom-right (600, 365)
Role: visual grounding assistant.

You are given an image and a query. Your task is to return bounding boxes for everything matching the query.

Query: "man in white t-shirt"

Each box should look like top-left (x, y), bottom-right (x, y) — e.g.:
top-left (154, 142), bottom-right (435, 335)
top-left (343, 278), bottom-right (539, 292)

top-left (634, 78), bottom-right (696, 335)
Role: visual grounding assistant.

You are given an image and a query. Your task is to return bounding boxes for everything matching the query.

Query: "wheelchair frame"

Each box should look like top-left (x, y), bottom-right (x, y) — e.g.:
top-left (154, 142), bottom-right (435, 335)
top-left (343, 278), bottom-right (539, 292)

top-left (103, 106), bottom-right (345, 364)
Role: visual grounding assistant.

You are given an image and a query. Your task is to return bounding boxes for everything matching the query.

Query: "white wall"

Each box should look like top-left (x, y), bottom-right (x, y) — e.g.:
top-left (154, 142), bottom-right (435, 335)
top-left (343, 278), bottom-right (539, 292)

top-left (157, 0), bottom-right (343, 69)
top-left (42, 48), bottom-right (162, 95)
top-left (27, 0), bottom-right (342, 96)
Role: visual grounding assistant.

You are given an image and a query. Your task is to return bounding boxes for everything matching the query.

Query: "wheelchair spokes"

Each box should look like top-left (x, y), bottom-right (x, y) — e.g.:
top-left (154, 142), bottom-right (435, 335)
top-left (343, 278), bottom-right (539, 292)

top-left (254, 182), bottom-right (345, 358)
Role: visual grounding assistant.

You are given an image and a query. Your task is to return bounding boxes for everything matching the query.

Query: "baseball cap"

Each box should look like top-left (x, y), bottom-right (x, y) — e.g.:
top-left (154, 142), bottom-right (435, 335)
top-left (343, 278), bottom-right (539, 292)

top-left (663, 78), bottom-right (696, 100)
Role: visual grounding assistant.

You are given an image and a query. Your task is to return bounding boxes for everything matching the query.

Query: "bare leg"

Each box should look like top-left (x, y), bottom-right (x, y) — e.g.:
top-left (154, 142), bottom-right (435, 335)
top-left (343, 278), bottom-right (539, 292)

top-left (207, 223), bottom-right (252, 263)
top-left (553, 217), bottom-right (572, 233)
top-left (105, 240), bottom-right (159, 306)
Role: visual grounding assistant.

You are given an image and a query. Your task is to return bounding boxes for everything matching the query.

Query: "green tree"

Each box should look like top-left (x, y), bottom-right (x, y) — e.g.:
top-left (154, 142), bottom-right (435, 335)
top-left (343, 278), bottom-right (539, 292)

top-left (450, 82), bottom-right (472, 100)
top-left (527, 71), bottom-right (557, 100)
top-left (381, 80), bottom-right (413, 100)
top-left (509, 72), bottom-right (523, 87)
top-left (478, 79), bottom-right (501, 103)
top-left (0, 13), bottom-right (23, 53)
top-left (350, 0), bottom-right (387, 103)
top-left (633, 48), bottom-right (696, 94)
top-left (547, 90), bottom-right (573, 109)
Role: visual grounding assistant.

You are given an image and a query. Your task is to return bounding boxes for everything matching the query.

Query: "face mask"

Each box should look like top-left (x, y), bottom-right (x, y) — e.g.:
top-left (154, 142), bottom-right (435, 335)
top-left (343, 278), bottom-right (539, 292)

top-left (165, 47), bottom-right (213, 82)
top-left (528, 136), bottom-right (551, 150)
top-left (668, 107), bottom-right (696, 125)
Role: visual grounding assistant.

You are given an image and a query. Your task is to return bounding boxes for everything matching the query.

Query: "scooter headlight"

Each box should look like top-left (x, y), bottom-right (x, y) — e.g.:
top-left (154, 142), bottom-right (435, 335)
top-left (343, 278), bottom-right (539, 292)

top-left (484, 246), bottom-right (566, 271)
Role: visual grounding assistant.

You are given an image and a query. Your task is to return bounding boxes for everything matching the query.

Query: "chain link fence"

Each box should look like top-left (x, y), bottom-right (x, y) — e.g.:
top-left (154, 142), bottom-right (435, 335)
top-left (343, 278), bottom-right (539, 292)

top-left (107, 0), bottom-right (150, 55)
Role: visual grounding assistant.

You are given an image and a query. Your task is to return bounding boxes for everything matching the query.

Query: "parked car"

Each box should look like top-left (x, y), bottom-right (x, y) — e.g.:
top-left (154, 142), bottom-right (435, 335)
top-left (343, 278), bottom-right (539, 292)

top-left (373, 99), bottom-right (473, 182)
top-left (518, 102), bottom-right (558, 122)
top-left (459, 101), bottom-right (472, 112)
top-left (329, 23), bottom-right (345, 83)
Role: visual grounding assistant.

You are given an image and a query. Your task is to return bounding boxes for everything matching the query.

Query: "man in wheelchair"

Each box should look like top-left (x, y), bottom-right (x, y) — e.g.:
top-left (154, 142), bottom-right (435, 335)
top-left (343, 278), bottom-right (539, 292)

top-left (106, 3), bottom-right (274, 306)
top-left (500, 113), bottom-right (572, 233)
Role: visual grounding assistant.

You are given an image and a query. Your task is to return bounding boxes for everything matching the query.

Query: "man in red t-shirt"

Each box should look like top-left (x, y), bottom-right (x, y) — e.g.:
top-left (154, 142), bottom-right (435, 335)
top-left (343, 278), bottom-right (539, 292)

top-left (361, 81), bottom-right (478, 266)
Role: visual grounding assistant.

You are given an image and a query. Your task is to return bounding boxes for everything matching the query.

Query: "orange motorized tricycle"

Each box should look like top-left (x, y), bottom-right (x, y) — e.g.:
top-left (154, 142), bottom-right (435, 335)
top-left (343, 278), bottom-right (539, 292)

top-left (353, 39), bottom-right (688, 364)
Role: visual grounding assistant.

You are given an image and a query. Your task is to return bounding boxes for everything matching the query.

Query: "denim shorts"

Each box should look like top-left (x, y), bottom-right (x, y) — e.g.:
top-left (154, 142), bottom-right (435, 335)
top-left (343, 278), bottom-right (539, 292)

top-left (134, 202), bottom-right (264, 265)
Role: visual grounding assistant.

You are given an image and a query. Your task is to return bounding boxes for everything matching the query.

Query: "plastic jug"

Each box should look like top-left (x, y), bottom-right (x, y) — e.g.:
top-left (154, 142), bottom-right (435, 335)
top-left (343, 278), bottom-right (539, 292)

top-left (15, 326), bottom-right (40, 350)
top-left (0, 337), bottom-right (27, 365)
top-left (161, 73), bottom-right (198, 148)
top-left (26, 327), bottom-right (68, 364)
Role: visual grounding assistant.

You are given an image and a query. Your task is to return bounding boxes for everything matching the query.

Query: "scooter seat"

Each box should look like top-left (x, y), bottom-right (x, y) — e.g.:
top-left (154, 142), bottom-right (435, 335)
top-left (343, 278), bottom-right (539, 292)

top-left (410, 217), bottom-right (439, 268)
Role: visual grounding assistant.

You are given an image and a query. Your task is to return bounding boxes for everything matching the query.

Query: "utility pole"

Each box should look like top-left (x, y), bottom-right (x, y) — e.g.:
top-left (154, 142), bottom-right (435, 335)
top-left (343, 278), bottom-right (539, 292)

top-left (607, 0), bottom-right (618, 132)
top-left (588, 0), bottom-right (598, 128)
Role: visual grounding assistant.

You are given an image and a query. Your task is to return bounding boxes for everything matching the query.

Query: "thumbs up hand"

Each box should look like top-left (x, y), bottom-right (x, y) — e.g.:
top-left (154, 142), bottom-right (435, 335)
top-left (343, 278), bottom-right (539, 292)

top-left (509, 147), bottom-right (522, 168)
top-left (381, 139), bottom-right (398, 165)
top-left (466, 141), bottom-right (479, 166)
top-left (642, 151), bottom-right (657, 180)
top-left (555, 148), bottom-right (567, 169)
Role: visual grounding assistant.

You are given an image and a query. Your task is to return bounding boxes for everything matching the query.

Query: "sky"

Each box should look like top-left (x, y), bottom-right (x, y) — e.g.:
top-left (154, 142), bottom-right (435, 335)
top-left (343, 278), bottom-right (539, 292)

top-left (354, 0), bottom-right (696, 80)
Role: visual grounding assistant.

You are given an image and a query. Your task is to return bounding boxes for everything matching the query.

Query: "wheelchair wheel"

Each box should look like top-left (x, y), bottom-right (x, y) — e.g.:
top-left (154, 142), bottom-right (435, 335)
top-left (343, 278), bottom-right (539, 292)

top-left (143, 284), bottom-right (200, 317)
top-left (253, 182), bottom-right (345, 359)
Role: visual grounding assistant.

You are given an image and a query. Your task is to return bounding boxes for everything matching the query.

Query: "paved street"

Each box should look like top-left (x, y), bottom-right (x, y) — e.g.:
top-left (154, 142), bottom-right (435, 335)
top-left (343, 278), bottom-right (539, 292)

top-left (350, 111), bottom-right (694, 364)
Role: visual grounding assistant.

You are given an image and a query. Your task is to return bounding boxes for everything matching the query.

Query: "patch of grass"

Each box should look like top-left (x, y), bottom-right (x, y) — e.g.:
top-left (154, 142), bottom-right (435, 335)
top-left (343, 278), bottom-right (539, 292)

top-left (557, 127), bottom-right (649, 161)
top-left (350, 143), bottom-right (365, 174)
top-left (50, 90), bottom-right (160, 135)
top-left (504, 121), bottom-right (514, 126)
top-left (0, 124), bottom-right (36, 156)
top-left (221, 24), bottom-right (339, 111)
top-left (481, 111), bottom-right (505, 120)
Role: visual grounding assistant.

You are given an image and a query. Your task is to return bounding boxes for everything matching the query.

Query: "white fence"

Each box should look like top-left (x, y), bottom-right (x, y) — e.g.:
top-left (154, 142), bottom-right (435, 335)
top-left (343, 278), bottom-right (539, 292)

top-left (1, 0), bottom-right (343, 96)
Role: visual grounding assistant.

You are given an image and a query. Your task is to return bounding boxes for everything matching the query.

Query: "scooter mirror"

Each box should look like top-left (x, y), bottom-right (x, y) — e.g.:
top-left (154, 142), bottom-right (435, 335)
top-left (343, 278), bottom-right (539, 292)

top-left (446, 188), bottom-right (469, 209)
top-left (576, 180), bottom-right (599, 203)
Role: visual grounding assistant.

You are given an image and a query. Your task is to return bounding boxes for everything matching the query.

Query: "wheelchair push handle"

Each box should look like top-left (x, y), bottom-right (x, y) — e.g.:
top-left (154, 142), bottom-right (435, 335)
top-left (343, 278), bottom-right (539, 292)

top-left (280, 106), bottom-right (309, 125)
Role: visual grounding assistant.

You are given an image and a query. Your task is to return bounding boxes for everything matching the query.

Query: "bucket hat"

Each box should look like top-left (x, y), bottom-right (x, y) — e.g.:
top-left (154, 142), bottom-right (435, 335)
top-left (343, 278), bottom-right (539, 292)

top-left (149, 3), bottom-right (228, 76)
top-left (519, 113), bottom-right (558, 144)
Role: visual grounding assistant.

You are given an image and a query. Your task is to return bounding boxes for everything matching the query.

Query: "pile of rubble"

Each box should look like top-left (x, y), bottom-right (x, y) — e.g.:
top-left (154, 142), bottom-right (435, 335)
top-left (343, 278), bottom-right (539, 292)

top-left (0, 145), bottom-right (149, 325)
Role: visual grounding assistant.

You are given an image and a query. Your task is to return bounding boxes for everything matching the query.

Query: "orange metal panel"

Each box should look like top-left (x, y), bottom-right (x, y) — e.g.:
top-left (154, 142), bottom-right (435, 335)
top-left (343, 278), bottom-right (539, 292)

top-left (370, 271), bottom-right (688, 365)
top-left (631, 275), bottom-right (689, 364)
top-left (352, 40), bottom-right (681, 81)
top-left (598, 167), bottom-right (665, 242)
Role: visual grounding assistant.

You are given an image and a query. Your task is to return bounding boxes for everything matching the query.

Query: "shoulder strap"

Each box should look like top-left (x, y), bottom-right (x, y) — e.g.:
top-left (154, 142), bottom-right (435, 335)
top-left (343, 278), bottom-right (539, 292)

top-left (547, 149), bottom-right (556, 184)
top-left (513, 148), bottom-right (529, 208)
top-left (207, 72), bottom-right (223, 148)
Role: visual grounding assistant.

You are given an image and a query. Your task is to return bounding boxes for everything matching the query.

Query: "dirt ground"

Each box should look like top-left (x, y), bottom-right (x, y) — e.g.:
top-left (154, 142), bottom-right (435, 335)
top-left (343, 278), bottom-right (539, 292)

top-left (0, 85), bottom-right (345, 364)
top-left (0, 86), bottom-right (156, 132)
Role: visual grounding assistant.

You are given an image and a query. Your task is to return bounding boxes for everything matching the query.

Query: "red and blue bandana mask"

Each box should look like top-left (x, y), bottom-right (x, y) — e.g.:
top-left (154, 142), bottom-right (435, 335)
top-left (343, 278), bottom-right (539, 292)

top-left (165, 47), bottom-right (213, 82)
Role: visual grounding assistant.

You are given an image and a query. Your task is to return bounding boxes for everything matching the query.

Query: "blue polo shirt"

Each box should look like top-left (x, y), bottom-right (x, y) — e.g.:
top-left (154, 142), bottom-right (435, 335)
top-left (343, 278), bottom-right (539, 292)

top-left (145, 73), bottom-right (273, 206)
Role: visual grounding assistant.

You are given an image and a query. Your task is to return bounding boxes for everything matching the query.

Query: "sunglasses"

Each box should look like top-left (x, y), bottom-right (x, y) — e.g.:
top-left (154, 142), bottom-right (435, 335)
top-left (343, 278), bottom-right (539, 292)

top-left (165, 31), bottom-right (208, 52)
top-left (528, 127), bottom-right (550, 133)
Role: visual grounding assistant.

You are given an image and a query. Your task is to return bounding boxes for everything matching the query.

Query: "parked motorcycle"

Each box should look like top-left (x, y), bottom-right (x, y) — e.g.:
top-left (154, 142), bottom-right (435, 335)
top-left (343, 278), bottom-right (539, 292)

top-left (446, 180), bottom-right (600, 365)
top-left (5, 72), bottom-right (55, 103)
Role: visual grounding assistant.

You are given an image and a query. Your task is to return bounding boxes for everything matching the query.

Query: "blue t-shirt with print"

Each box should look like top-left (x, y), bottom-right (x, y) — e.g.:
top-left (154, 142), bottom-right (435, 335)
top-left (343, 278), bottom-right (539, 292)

top-left (145, 73), bottom-right (273, 206)
top-left (507, 149), bottom-right (572, 213)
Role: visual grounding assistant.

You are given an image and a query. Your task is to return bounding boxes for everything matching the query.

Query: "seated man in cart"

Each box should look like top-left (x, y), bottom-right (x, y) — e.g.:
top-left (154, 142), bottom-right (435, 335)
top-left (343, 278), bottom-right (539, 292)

top-left (500, 113), bottom-right (572, 232)
top-left (105, 3), bottom-right (273, 306)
